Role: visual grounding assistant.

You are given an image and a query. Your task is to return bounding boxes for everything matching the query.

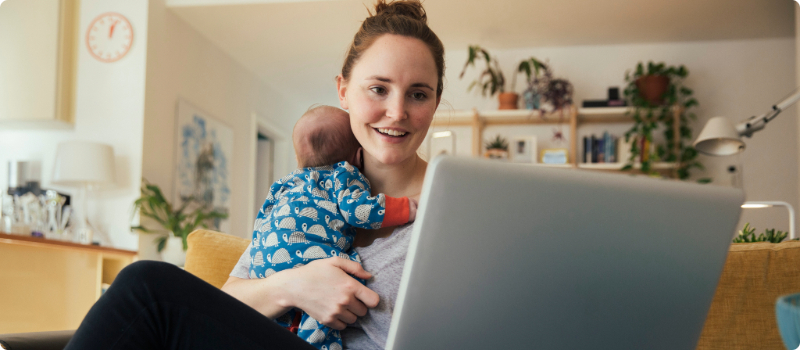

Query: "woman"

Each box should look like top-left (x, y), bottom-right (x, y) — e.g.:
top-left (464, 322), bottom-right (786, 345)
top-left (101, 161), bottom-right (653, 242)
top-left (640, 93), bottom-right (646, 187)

top-left (65, 1), bottom-right (443, 349)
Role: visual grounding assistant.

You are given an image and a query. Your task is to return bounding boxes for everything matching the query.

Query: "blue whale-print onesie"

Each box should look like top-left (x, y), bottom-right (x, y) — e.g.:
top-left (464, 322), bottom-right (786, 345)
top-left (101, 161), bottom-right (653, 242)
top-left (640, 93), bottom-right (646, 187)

top-left (249, 161), bottom-right (410, 350)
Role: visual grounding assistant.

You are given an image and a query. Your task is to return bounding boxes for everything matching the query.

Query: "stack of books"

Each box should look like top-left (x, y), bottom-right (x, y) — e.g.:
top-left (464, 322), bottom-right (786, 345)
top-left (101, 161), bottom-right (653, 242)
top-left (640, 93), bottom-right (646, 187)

top-left (583, 132), bottom-right (619, 164)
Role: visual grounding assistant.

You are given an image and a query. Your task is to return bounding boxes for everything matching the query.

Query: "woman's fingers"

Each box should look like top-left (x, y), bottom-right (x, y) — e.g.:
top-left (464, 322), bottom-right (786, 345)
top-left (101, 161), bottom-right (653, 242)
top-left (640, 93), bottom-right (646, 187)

top-left (330, 258), bottom-right (372, 280)
top-left (337, 309), bottom-right (358, 325)
top-left (353, 284), bottom-right (380, 309)
top-left (347, 297), bottom-right (369, 317)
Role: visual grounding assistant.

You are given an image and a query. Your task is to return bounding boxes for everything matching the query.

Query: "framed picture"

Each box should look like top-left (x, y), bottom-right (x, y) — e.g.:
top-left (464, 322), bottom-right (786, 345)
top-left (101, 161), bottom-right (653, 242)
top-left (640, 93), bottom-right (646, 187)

top-left (174, 99), bottom-right (233, 232)
top-left (510, 136), bottom-right (537, 163)
top-left (428, 130), bottom-right (455, 159)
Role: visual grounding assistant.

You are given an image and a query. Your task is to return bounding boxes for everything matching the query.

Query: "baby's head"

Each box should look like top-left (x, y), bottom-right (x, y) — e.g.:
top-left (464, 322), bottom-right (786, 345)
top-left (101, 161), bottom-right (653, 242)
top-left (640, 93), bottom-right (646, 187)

top-left (293, 105), bottom-right (361, 168)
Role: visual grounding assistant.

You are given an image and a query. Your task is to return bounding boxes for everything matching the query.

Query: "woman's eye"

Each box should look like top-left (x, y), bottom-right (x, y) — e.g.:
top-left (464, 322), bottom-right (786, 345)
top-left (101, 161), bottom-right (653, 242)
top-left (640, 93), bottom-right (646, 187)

top-left (411, 92), bottom-right (427, 100)
top-left (370, 86), bottom-right (386, 95)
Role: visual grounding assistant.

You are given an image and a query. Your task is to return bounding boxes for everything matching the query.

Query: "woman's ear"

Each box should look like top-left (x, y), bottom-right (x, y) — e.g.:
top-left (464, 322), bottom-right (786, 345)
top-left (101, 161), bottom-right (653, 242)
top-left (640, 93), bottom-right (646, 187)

top-left (336, 75), bottom-right (349, 110)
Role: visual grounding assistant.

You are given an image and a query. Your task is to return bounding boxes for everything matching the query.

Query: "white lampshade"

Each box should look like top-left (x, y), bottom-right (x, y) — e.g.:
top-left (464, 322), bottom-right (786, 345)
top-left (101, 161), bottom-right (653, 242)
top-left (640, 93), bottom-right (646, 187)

top-left (52, 141), bottom-right (115, 186)
top-left (693, 116), bottom-right (746, 156)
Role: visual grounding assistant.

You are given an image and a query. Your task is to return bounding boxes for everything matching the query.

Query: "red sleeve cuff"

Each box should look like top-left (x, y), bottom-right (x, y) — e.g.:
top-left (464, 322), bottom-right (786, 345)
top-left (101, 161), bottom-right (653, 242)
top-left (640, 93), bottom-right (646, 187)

top-left (381, 196), bottom-right (409, 228)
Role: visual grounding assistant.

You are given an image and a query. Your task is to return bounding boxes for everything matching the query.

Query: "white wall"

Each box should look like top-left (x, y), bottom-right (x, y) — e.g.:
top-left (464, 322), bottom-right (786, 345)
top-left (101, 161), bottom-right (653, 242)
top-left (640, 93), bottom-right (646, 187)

top-left (0, 0), bottom-right (149, 250)
top-left (140, 0), bottom-right (300, 258)
top-left (434, 38), bottom-right (797, 235)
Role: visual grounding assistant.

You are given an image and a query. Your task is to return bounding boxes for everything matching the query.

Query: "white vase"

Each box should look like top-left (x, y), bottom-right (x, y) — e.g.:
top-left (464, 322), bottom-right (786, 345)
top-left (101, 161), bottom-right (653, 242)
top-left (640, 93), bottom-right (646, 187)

top-left (160, 236), bottom-right (186, 266)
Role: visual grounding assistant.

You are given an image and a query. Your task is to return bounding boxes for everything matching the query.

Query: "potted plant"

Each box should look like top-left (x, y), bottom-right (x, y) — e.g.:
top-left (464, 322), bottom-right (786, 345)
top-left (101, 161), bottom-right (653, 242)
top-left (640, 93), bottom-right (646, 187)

top-left (622, 61), bottom-right (707, 181)
top-left (732, 223), bottom-right (790, 243)
top-left (460, 45), bottom-right (518, 109)
top-left (131, 179), bottom-right (228, 266)
top-left (517, 57), bottom-right (548, 110)
top-left (483, 135), bottom-right (509, 160)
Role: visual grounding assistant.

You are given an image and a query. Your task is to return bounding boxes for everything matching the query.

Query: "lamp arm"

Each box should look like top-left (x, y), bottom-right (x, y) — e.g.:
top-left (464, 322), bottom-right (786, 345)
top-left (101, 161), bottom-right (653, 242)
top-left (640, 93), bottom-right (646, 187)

top-left (735, 87), bottom-right (800, 138)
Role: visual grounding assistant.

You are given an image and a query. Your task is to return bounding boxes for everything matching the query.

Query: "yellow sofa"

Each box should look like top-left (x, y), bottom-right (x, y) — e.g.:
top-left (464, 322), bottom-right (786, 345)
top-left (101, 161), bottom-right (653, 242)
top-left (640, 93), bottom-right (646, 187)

top-left (184, 229), bottom-right (800, 350)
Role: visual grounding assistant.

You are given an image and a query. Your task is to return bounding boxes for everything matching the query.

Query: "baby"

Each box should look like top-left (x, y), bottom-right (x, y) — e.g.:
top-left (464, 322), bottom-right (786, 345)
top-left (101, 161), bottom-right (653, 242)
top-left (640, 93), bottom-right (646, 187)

top-left (249, 105), bottom-right (417, 350)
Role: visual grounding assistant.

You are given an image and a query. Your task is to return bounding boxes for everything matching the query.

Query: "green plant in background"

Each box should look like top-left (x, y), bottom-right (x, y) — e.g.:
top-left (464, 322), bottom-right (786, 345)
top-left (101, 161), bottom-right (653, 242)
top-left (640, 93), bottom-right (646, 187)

top-left (131, 179), bottom-right (228, 252)
top-left (460, 45), bottom-right (506, 97)
top-left (485, 134), bottom-right (509, 151)
top-left (622, 61), bottom-right (708, 182)
top-left (732, 223), bottom-right (789, 243)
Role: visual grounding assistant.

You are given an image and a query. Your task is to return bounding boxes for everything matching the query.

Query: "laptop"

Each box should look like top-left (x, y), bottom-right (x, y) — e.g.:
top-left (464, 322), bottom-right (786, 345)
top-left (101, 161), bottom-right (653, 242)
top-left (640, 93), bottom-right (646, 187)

top-left (386, 156), bottom-right (744, 350)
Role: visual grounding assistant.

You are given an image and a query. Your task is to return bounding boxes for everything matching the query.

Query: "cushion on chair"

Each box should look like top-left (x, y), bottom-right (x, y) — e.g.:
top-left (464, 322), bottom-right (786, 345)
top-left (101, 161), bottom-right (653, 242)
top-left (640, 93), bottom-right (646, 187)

top-left (696, 241), bottom-right (800, 350)
top-left (184, 229), bottom-right (250, 289)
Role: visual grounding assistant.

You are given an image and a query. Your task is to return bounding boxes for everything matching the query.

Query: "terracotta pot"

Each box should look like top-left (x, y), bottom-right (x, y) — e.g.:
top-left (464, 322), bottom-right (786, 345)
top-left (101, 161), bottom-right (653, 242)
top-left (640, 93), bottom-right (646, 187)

top-left (483, 149), bottom-right (509, 160)
top-left (635, 75), bottom-right (670, 105)
top-left (498, 92), bottom-right (519, 110)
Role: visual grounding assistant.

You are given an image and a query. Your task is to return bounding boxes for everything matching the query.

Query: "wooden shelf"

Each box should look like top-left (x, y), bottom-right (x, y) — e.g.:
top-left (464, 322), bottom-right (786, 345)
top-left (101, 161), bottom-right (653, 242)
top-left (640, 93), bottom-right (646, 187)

top-left (0, 231), bottom-right (137, 257)
top-left (578, 162), bottom-right (677, 170)
top-left (430, 106), bottom-right (682, 177)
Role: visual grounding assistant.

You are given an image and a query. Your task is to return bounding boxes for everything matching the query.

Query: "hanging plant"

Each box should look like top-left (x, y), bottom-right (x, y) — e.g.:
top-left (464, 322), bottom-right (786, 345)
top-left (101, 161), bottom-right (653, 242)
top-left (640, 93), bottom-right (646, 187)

top-left (622, 61), bottom-right (707, 181)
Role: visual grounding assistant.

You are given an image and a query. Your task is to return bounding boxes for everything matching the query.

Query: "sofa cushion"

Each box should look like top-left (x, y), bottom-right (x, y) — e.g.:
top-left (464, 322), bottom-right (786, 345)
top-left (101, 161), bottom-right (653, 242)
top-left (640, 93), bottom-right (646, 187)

top-left (184, 229), bottom-right (249, 289)
top-left (697, 241), bottom-right (800, 350)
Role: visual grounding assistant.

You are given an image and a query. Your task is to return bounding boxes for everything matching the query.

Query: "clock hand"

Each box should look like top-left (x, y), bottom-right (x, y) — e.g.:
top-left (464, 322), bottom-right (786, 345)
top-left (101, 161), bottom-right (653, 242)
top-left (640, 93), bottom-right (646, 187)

top-left (109, 21), bottom-right (118, 38)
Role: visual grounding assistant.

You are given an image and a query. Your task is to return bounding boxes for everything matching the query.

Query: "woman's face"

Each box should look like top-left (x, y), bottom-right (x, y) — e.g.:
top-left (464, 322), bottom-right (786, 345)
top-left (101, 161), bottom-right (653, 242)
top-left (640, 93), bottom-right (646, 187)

top-left (337, 34), bottom-right (440, 166)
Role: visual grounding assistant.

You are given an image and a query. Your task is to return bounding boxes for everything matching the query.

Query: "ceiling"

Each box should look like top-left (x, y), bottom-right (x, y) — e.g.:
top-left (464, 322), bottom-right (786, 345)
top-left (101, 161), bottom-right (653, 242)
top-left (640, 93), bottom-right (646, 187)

top-left (168, 0), bottom-right (794, 103)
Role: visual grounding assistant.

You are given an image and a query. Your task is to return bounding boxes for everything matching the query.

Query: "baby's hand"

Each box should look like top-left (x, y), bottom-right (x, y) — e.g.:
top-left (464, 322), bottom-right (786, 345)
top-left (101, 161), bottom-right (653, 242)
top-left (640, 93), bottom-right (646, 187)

top-left (408, 198), bottom-right (418, 222)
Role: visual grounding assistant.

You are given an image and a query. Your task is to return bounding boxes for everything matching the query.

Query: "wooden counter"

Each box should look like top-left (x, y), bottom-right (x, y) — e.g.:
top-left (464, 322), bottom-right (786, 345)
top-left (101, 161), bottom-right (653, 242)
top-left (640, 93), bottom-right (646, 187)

top-left (0, 232), bottom-right (137, 333)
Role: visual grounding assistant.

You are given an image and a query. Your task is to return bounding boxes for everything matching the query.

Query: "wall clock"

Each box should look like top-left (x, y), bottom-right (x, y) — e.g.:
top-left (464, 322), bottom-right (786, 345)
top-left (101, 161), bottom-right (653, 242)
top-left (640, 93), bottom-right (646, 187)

top-left (86, 12), bottom-right (133, 63)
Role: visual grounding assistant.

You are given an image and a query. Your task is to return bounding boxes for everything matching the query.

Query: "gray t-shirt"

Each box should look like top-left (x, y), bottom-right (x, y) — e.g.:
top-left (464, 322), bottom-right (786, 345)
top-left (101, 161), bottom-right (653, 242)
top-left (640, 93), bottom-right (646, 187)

top-left (230, 223), bottom-right (413, 350)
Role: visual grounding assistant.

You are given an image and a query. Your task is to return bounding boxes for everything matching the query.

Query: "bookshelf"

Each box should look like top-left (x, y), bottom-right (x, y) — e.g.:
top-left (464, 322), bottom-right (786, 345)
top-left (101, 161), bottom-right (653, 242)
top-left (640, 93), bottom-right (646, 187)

top-left (431, 106), bottom-right (681, 176)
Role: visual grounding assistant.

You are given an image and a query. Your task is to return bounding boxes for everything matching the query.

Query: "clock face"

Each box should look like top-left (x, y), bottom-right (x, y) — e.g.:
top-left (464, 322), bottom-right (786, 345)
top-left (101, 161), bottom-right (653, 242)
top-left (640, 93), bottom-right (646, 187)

top-left (86, 12), bottom-right (133, 63)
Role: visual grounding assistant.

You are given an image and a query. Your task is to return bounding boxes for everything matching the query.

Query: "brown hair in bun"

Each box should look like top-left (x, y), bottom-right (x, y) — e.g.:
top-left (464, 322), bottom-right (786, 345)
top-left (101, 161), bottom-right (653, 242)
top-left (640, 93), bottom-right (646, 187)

top-left (342, 0), bottom-right (445, 97)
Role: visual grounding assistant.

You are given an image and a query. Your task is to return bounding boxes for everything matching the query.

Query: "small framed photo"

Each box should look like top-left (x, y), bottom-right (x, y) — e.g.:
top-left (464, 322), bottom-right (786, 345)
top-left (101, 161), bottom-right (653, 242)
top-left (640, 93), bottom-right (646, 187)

top-left (541, 148), bottom-right (569, 164)
top-left (510, 136), bottom-right (537, 163)
top-left (428, 130), bottom-right (456, 158)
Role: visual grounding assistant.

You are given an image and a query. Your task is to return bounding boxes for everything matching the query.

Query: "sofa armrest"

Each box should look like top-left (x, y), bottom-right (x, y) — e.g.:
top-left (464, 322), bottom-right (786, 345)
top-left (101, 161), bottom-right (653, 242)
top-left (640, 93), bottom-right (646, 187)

top-left (0, 330), bottom-right (74, 350)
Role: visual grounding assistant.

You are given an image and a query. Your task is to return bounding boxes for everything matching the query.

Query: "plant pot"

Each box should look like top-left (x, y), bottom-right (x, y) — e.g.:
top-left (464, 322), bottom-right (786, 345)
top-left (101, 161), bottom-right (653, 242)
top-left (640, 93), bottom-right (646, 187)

top-left (483, 148), bottom-right (509, 160)
top-left (635, 75), bottom-right (669, 105)
top-left (161, 236), bottom-right (186, 266)
top-left (498, 92), bottom-right (519, 110)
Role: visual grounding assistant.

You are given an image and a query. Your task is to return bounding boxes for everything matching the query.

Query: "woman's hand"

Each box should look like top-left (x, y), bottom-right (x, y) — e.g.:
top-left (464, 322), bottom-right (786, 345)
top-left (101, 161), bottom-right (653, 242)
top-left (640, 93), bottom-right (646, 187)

top-left (281, 258), bottom-right (379, 330)
top-left (222, 257), bottom-right (379, 330)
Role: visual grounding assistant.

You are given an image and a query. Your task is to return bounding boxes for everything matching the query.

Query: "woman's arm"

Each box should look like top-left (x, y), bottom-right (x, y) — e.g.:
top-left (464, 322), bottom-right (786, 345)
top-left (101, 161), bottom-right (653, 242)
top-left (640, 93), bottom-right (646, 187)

top-left (221, 257), bottom-right (380, 330)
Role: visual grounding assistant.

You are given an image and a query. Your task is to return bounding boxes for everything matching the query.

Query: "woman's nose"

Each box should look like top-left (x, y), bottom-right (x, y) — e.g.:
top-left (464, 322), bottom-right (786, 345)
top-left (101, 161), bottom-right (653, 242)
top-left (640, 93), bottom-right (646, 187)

top-left (385, 94), bottom-right (408, 121)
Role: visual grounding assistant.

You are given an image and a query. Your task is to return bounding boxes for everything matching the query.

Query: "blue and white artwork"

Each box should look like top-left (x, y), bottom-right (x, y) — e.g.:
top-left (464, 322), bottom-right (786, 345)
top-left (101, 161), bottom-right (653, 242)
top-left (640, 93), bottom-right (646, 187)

top-left (175, 99), bottom-right (233, 232)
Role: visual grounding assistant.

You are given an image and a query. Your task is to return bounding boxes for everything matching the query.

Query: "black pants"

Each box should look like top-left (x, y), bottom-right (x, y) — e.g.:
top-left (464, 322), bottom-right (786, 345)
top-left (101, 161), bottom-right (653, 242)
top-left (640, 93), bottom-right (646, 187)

top-left (65, 261), bottom-right (316, 350)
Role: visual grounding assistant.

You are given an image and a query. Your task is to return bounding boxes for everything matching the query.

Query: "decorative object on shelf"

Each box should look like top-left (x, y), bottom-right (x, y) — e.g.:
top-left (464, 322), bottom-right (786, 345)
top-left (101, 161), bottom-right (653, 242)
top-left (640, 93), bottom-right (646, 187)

top-left (732, 223), bottom-right (789, 243)
top-left (694, 87), bottom-right (800, 156)
top-left (175, 99), bottom-right (232, 232)
top-left (517, 57), bottom-right (548, 110)
top-left (582, 87), bottom-right (627, 108)
top-left (509, 136), bottom-right (537, 163)
top-left (428, 130), bottom-right (455, 158)
top-left (541, 148), bottom-right (568, 164)
top-left (131, 179), bottom-right (228, 266)
top-left (459, 45), bottom-right (518, 109)
top-left (52, 141), bottom-right (115, 245)
top-left (86, 12), bottom-right (133, 63)
top-left (622, 61), bottom-right (704, 181)
top-left (740, 201), bottom-right (795, 239)
top-left (483, 135), bottom-right (509, 160)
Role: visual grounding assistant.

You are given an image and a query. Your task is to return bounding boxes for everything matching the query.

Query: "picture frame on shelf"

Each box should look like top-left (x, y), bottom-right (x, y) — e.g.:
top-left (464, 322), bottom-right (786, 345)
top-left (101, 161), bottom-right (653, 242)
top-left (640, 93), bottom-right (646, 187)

top-left (510, 136), bottom-right (537, 163)
top-left (428, 130), bottom-right (456, 158)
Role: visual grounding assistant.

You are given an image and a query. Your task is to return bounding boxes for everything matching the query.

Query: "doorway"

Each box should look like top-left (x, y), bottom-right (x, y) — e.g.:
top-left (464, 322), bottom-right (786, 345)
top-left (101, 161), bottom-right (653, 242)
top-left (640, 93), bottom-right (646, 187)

top-left (254, 132), bottom-right (274, 214)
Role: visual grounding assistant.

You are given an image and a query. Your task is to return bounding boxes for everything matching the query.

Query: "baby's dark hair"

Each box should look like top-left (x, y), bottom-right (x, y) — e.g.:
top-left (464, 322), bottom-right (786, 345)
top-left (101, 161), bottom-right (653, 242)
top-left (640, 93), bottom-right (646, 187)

top-left (294, 106), bottom-right (360, 168)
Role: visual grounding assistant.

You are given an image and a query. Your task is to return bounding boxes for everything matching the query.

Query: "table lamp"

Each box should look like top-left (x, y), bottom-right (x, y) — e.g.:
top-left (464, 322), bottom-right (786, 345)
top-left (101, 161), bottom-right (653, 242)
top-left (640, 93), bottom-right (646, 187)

top-left (51, 141), bottom-right (115, 244)
top-left (693, 87), bottom-right (800, 156)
